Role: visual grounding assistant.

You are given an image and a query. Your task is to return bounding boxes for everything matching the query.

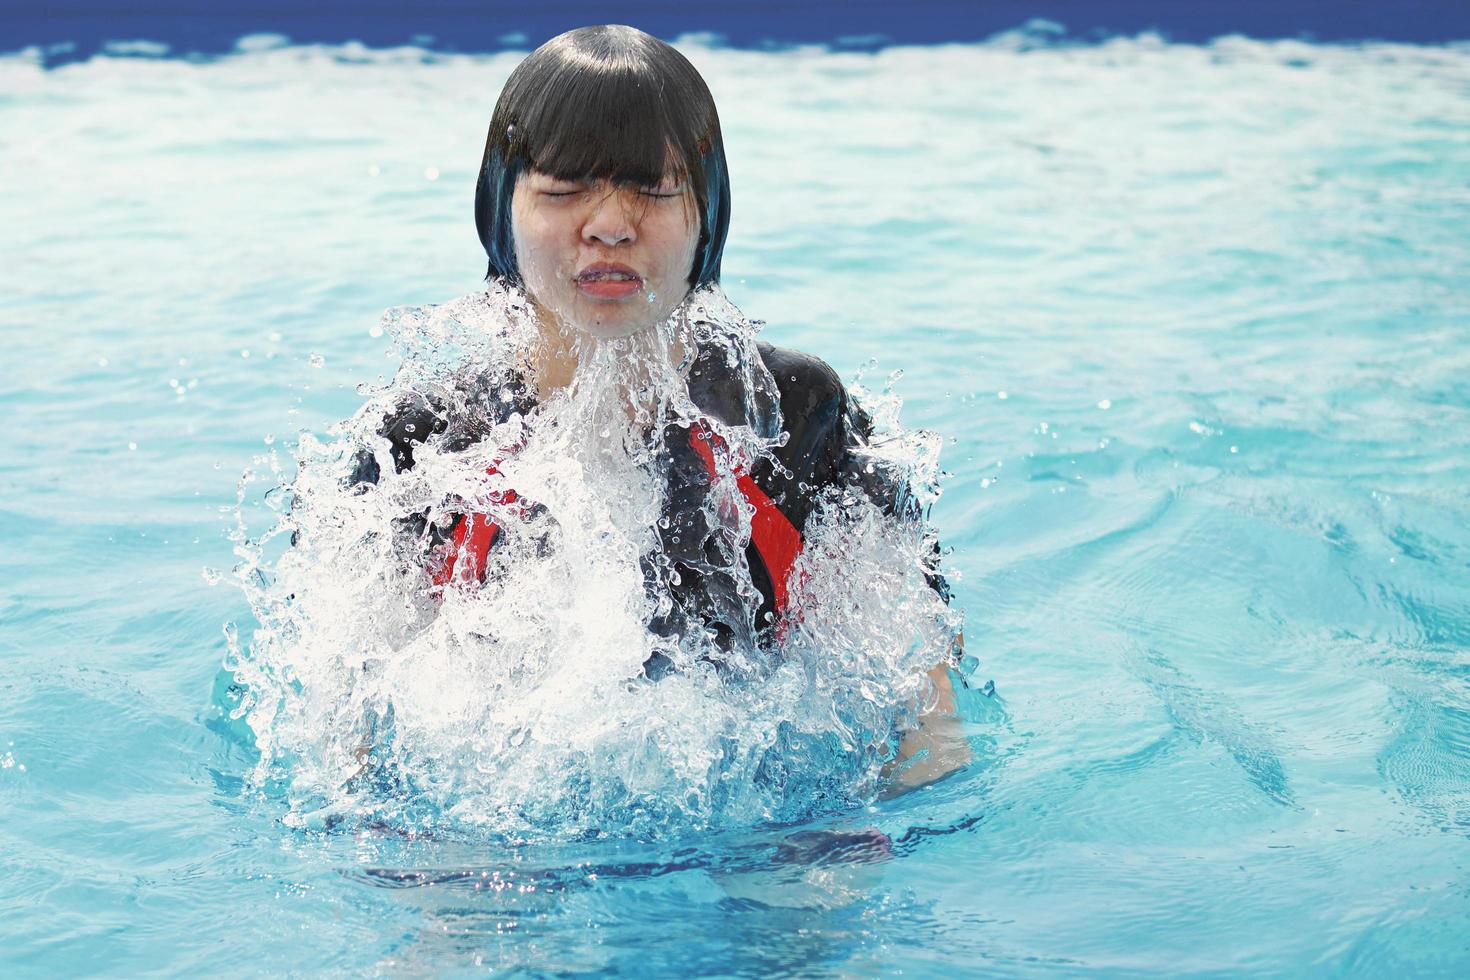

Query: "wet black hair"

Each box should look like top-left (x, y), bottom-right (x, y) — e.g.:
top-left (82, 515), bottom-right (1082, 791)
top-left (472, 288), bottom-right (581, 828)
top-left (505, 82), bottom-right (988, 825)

top-left (474, 25), bottom-right (732, 289)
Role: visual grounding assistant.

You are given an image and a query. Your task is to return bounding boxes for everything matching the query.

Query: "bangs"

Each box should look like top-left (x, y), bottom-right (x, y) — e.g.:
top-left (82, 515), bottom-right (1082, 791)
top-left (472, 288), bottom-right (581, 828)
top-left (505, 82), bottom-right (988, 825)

top-left (511, 59), bottom-right (708, 188)
top-left (476, 25), bottom-right (732, 288)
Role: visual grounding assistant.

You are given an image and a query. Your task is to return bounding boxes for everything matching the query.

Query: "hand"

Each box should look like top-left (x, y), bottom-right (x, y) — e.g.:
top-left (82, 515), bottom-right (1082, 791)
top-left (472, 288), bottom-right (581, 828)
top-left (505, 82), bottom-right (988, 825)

top-left (882, 650), bottom-right (972, 796)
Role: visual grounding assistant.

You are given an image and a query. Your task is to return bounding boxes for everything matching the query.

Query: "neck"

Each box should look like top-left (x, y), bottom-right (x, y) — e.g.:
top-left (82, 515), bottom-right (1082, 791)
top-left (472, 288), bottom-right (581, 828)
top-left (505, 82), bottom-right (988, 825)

top-left (527, 301), bottom-right (694, 408)
top-left (528, 304), bottom-right (579, 401)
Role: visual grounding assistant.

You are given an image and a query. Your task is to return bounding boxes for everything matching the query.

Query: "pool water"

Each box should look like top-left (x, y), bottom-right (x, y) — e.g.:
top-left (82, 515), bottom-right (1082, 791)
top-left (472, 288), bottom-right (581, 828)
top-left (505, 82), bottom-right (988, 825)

top-left (4, 29), bottom-right (1470, 975)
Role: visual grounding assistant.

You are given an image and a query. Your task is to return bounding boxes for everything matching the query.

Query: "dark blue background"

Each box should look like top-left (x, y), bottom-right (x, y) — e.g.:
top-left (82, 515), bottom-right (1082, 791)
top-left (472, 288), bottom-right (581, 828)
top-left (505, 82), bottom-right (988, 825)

top-left (6, 0), bottom-right (1470, 66)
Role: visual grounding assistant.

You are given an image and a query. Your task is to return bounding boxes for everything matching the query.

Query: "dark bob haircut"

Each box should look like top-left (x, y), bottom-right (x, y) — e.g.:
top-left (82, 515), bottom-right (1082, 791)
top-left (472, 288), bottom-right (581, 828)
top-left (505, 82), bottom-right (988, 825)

top-left (474, 25), bottom-right (732, 289)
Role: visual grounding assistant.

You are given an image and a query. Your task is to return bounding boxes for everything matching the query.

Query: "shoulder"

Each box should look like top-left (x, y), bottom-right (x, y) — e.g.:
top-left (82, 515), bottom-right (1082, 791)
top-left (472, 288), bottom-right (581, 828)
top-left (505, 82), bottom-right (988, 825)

top-left (756, 342), bottom-right (846, 418)
top-left (747, 343), bottom-right (866, 528)
top-left (685, 338), bottom-right (845, 431)
top-left (358, 368), bottom-right (533, 479)
top-left (756, 341), bottom-right (873, 449)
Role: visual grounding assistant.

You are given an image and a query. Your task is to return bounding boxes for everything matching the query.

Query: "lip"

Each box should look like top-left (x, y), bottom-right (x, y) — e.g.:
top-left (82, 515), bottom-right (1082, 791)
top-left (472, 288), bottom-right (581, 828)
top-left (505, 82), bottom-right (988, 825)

top-left (575, 261), bottom-right (644, 300)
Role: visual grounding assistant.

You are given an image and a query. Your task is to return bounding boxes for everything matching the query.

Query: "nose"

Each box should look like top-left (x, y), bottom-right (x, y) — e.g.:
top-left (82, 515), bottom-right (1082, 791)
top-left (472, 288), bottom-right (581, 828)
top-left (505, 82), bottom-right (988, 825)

top-left (581, 185), bottom-right (637, 247)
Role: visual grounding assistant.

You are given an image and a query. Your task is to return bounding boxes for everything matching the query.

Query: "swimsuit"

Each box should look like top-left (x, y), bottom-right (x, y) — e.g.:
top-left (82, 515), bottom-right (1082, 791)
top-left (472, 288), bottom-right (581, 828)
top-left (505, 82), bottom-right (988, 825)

top-left (350, 341), bottom-right (951, 674)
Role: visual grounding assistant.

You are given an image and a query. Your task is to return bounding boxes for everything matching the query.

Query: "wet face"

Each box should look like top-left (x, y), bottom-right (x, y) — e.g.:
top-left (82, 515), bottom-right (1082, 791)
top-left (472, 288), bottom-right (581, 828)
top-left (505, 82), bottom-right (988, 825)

top-left (511, 168), bottom-right (700, 340)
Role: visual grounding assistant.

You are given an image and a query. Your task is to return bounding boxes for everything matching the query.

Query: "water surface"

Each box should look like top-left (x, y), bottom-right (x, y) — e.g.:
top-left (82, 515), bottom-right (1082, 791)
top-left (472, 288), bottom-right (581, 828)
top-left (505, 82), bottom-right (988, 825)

top-left (3, 31), bottom-right (1470, 976)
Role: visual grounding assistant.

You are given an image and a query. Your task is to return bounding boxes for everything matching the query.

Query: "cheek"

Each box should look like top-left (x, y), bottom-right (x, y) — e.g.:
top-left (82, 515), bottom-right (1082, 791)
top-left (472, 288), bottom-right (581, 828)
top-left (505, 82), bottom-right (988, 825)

top-left (652, 215), bottom-right (700, 282)
top-left (512, 214), bottom-right (567, 285)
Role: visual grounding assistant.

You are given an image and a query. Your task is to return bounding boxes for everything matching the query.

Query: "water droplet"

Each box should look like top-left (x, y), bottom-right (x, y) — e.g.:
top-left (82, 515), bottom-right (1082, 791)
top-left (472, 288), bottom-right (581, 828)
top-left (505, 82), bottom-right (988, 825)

top-left (424, 166), bottom-right (440, 181)
top-left (201, 566), bottom-right (221, 585)
top-left (127, 441), bottom-right (138, 451)
top-left (996, 390), bottom-right (1008, 400)
top-left (309, 353), bottom-right (325, 368)
top-left (240, 349), bottom-right (251, 359)
top-left (1096, 398), bottom-right (1112, 410)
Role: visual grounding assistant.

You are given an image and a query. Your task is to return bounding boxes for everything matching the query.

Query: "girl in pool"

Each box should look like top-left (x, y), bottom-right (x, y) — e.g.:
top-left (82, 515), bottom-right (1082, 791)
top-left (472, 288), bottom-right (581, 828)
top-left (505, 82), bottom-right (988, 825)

top-left (353, 24), bottom-right (967, 789)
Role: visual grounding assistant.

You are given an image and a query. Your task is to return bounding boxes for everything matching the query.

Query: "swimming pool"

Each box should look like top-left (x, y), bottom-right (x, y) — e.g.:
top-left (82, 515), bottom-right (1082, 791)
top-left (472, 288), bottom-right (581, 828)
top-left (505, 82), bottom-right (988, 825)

top-left (4, 27), bottom-right (1470, 975)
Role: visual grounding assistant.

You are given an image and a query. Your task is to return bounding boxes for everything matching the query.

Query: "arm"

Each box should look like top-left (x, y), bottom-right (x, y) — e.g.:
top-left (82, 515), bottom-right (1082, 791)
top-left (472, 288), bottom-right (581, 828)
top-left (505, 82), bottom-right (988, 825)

top-left (883, 633), bottom-right (971, 794)
top-left (339, 394), bottom-right (452, 788)
top-left (827, 368), bottom-right (971, 789)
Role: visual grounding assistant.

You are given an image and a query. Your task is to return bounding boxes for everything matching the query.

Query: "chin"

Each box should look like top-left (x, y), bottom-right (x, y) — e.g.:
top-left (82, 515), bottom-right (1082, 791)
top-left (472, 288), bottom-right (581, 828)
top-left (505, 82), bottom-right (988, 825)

top-left (569, 315), bottom-right (655, 340)
top-left (566, 297), bottom-right (677, 340)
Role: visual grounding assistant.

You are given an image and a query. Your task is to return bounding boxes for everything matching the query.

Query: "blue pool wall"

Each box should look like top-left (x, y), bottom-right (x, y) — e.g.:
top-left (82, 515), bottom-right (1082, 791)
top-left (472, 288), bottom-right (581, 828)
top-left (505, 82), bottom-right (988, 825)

top-left (7, 0), bottom-right (1470, 67)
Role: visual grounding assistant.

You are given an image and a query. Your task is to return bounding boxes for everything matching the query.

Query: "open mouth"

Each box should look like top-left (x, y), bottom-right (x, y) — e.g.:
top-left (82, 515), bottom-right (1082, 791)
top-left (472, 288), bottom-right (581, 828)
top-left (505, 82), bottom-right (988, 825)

top-left (577, 270), bottom-right (640, 282)
top-left (576, 265), bottom-right (644, 299)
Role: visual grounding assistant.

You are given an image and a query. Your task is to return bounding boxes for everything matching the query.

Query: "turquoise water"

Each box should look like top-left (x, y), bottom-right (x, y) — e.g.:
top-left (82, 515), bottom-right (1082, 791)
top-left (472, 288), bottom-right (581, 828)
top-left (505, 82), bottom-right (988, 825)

top-left (5, 31), bottom-right (1470, 975)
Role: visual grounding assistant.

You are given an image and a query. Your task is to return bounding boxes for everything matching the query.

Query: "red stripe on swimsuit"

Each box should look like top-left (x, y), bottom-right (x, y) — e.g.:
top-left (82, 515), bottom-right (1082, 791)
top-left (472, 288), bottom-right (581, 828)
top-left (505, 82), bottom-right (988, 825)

top-left (686, 424), bottom-right (802, 614)
top-left (430, 423), bottom-right (803, 616)
top-left (432, 460), bottom-right (517, 586)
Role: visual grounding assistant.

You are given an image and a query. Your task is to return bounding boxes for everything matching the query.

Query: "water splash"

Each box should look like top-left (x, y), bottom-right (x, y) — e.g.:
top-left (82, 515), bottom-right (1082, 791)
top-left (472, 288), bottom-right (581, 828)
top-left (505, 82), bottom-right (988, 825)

top-left (225, 282), bottom-right (961, 840)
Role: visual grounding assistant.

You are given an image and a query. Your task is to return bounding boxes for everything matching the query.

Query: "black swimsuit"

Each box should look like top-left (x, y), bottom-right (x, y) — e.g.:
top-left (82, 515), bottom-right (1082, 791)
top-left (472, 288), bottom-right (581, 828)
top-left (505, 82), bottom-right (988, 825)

top-left (351, 341), bottom-right (950, 673)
